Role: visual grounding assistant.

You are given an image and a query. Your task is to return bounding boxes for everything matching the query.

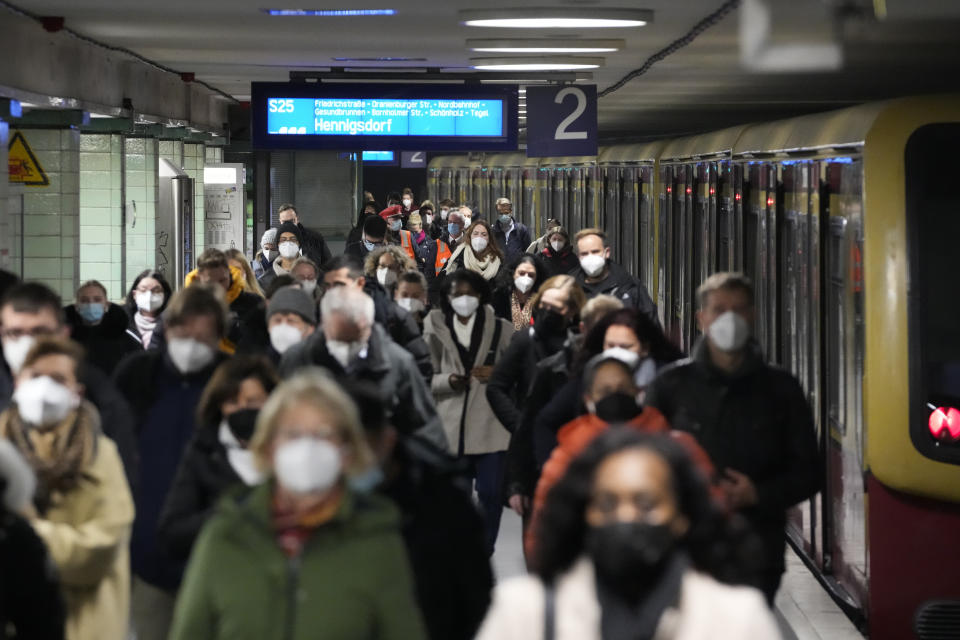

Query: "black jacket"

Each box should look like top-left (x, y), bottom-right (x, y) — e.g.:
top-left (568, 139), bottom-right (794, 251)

top-left (381, 437), bottom-right (492, 640)
top-left (228, 290), bottom-right (263, 349)
top-left (0, 509), bottom-right (65, 640)
top-left (124, 306), bottom-right (165, 352)
top-left (297, 223), bottom-right (333, 266)
top-left (540, 246), bottom-right (579, 277)
top-left (491, 220), bottom-right (532, 265)
top-left (157, 423), bottom-right (243, 564)
top-left (344, 240), bottom-right (372, 261)
top-left (645, 339), bottom-right (821, 572)
top-left (65, 304), bottom-right (141, 376)
top-left (574, 260), bottom-right (658, 324)
top-left (486, 327), bottom-right (564, 434)
top-left (364, 281), bottom-right (433, 380)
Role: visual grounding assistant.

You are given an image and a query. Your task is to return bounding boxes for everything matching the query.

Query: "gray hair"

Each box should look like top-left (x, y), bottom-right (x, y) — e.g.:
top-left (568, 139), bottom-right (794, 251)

top-left (320, 285), bottom-right (375, 328)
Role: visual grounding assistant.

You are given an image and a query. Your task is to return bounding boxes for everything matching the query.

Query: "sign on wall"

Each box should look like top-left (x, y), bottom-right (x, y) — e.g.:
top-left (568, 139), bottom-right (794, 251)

top-left (203, 164), bottom-right (246, 253)
top-left (525, 85), bottom-right (598, 158)
top-left (8, 131), bottom-right (49, 186)
top-left (401, 151), bottom-right (427, 168)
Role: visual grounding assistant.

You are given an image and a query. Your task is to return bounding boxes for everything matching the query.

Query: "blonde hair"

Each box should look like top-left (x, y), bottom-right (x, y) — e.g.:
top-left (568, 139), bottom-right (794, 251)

top-left (363, 245), bottom-right (416, 278)
top-left (574, 227), bottom-right (607, 246)
top-left (249, 369), bottom-right (375, 474)
top-left (580, 294), bottom-right (624, 332)
top-left (225, 249), bottom-right (265, 298)
top-left (530, 275), bottom-right (587, 319)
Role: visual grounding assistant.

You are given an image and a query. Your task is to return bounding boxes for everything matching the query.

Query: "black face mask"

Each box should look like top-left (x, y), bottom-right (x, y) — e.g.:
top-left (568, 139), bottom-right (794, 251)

top-left (585, 521), bottom-right (676, 592)
top-left (593, 392), bottom-right (641, 423)
top-left (534, 308), bottom-right (567, 338)
top-left (226, 408), bottom-right (259, 444)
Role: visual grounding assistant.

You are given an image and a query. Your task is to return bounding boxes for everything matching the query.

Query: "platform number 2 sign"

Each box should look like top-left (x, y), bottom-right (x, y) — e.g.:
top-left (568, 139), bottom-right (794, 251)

top-left (526, 85), bottom-right (598, 158)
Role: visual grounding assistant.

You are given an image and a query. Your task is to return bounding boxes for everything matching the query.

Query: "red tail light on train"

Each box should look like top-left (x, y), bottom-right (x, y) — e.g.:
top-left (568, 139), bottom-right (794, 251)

top-left (928, 406), bottom-right (960, 441)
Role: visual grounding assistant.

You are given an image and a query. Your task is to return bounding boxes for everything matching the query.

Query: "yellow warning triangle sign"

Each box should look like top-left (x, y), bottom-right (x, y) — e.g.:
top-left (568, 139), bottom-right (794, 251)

top-left (8, 130), bottom-right (49, 187)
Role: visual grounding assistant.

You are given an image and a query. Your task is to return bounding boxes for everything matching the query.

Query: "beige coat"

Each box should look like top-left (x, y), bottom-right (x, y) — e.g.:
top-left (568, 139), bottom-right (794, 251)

top-left (32, 435), bottom-right (135, 640)
top-left (476, 558), bottom-right (782, 640)
top-left (423, 305), bottom-right (514, 455)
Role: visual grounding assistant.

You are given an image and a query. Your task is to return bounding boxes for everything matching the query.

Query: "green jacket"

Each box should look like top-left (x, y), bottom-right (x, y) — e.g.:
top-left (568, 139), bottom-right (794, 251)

top-left (169, 482), bottom-right (428, 640)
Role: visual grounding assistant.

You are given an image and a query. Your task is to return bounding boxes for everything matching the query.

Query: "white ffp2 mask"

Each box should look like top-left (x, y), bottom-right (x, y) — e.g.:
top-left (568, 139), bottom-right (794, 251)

top-left (167, 337), bottom-right (216, 374)
top-left (13, 375), bottom-right (80, 426)
top-left (707, 310), bottom-right (751, 353)
top-left (269, 324), bottom-right (305, 354)
top-left (580, 254), bottom-right (606, 277)
top-left (273, 437), bottom-right (342, 494)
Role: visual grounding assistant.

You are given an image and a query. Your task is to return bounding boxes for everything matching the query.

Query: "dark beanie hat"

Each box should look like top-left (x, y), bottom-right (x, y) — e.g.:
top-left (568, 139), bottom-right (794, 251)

top-left (363, 215), bottom-right (387, 238)
top-left (267, 287), bottom-right (316, 325)
top-left (276, 221), bottom-right (303, 245)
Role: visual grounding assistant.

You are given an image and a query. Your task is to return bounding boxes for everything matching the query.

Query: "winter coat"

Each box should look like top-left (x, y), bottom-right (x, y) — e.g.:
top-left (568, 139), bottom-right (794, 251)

top-left (157, 423), bottom-right (245, 567)
top-left (112, 349), bottom-right (225, 591)
top-left (379, 437), bottom-right (493, 640)
top-left (539, 245), bottom-right (579, 277)
top-left (168, 483), bottom-right (428, 640)
top-left (124, 307), bottom-right (165, 351)
top-left (2, 404), bottom-right (135, 640)
top-left (64, 304), bottom-right (141, 376)
top-left (423, 306), bottom-right (514, 456)
top-left (280, 324), bottom-right (447, 451)
top-left (364, 280), bottom-right (433, 380)
top-left (344, 240), bottom-right (372, 261)
top-left (573, 259), bottom-right (658, 324)
top-left (252, 253), bottom-right (271, 279)
top-left (486, 327), bottom-right (563, 435)
top-left (295, 222), bottom-right (333, 266)
top-left (184, 266), bottom-right (262, 354)
top-left (492, 219), bottom-right (532, 264)
top-left (645, 338), bottom-right (821, 573)
top-left (476, 558), bottom-right (780, 640)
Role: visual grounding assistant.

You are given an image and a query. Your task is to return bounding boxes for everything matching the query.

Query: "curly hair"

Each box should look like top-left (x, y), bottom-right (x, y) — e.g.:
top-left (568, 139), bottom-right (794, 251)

top-left (533, 430), bottom-right (760, 587)
top-left (363, 245), bottom-right (416, 278)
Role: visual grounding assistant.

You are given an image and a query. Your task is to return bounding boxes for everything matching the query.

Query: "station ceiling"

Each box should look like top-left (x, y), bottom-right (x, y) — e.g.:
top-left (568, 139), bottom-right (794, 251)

top-left (11, 0), bottom-right (960, 140)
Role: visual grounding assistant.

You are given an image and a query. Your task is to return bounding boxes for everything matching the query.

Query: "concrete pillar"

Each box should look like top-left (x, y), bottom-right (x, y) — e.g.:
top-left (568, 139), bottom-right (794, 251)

top-left (123, 136), bottom-right (159, 292)
top-left (79, 133), bottom-right (124, 299)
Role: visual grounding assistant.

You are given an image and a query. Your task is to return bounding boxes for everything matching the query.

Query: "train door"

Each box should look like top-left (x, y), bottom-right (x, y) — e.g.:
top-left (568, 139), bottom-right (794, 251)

top-left (551, 167), bottom-right (567, 229)
top-left (679, 164), bottom-right (696, 351)
top-left (471, 167), bottom-right (483, 213)
top-left (717, 160), bottom-right (735, 271)
top-left (694, 163), bottom-right (710, 294)
top-left (623, 165), bottom-right (639, 279)
top-left (603, 166), bottom-right (620, 262)
top-left (570, 167), bottom-right (583, 232)
top-left (659, 164), bottom-right (675, 341)
top-left (586, 165), bottom-right (599, 231)
top-left (640, 164), bottom-right (656, 292)
top-left (523, 166), bottom-right (539, 233)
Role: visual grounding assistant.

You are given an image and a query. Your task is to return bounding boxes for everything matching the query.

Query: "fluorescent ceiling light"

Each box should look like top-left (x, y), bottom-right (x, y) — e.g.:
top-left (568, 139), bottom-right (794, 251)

top-left (263, 8), bottom-right (396, 16)
top-left (468, 38), bottom-right (624, 53)
top-left (471, 57), bottom-right (603, 71)
top-left (460, 8), bottom-right (651, 28)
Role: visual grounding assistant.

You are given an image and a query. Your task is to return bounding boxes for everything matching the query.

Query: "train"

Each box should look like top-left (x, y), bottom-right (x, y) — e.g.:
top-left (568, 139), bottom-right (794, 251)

top-left (429, 94), bottom-right (960, 640)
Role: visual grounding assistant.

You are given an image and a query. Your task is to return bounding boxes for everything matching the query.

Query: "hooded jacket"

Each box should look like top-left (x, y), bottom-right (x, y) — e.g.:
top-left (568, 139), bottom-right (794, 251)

top-left (573, 260), bottom-right (658, 324)
top-left (64, 304), bottom-right (141, 376)
top-left (184, 265), bottom-right (261, 354)
top-left (645, 338), bottom-right (821, 572)
top-left (169, 484), bottom-right (427, 640)
top-left (279, 324), bottom-right (447, 452)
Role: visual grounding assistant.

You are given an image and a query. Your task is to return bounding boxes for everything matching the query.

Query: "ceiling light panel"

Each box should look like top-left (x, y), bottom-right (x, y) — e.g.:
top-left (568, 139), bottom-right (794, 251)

top-left (467, 38), bottom-right (624, 53)
top-left (262, 9), bottom-right (396, 16)
top-left (460, 8), bottom-right (652, 28)
top-left (471, 56), bottom-right (604, 70)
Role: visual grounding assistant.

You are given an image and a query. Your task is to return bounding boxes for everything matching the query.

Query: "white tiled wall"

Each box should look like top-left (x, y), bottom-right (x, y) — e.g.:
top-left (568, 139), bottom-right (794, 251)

top-left (79, 133), bottom-right (123, 299)
top-left (18, 128), bottom-right (80, 300)
top-left (205, 145), bottom-right (223, 163)
top-left (184, 142), bottom-right (205, 255)
top-left (124, 136), bottom-right (158, 292)
top-left (0, 121), bottom-right (16, 276)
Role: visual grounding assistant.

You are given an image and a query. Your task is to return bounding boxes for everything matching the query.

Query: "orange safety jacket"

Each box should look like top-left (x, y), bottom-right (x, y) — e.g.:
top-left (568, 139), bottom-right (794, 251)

top-left (398, 229), bottom-right (416, 261)
top-left (434, 240), bottom-right (452, 275)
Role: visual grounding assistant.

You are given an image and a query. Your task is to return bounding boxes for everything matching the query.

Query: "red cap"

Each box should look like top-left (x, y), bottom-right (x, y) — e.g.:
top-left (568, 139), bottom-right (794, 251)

top-left (379, 205), bottom-right (403, 220)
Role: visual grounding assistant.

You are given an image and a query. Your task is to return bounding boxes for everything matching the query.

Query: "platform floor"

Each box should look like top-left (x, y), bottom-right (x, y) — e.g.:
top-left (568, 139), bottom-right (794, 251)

top-left (492, 509), bottom-right (865, 640)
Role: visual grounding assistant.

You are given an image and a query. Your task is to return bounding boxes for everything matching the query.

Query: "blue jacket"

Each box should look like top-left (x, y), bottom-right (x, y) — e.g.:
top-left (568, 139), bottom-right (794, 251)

top-left (492, 220), bottom-right (532, 265)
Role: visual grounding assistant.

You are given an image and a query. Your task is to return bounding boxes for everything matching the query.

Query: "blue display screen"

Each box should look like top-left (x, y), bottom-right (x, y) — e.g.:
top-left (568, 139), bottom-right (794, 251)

top-left (266, 98), bottom-right (504, 137)
top-left (361, 150), bottom-right (395, 162)
top-left (251, 83), bottom-right (518, 151)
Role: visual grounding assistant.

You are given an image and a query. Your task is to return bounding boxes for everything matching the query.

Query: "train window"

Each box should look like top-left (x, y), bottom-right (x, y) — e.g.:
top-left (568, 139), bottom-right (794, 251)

top-left (906, 124), bottom-right (960, 462)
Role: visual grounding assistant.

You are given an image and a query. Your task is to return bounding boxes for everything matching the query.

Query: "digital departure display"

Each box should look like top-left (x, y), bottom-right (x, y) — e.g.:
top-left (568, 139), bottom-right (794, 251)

top-left (251, 82), bottom-right (518, 151)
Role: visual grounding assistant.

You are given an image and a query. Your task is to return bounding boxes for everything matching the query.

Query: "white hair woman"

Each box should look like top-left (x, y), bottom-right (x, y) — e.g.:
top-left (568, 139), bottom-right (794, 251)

top-left (169, 369), bottom-right (427, 640)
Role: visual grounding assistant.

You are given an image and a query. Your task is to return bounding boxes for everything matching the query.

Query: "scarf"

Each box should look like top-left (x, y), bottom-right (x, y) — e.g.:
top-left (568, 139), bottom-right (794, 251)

top-left (511, 290), bottom-right (536, 331)
top-left (272, 485), bottom-right (344, 558)
top-left (449, 243), bottom-right (502, 281)
top-left (273, 259), bottom-right (292, 277)
top-left (0, 401), bottom-right (100, 514)
top-left (134, 310), bottom-right (157, 348)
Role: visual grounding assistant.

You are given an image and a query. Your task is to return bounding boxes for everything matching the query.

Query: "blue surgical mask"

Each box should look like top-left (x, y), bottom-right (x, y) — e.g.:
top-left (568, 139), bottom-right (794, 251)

top-left (78, 303), bottom-right (105, 324)
top-left (448, 223), bottom-right (461, 235)
top-left (389, 219), bottom-right (402, 232)
top-left (499, 214), bottom-right (512, 226)
top-left (363, 239), bottom-right (377, 251)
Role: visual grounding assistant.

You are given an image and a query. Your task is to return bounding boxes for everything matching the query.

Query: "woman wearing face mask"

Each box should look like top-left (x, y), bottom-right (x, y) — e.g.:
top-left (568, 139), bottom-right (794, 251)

top-left (419, 201), bottom-right (442, 240)
top-left (478, 430), bottom-right (778, 640)
top-left (364, 246), bottom-right (416, 295)
top-left (256, 222), bottom-right (302, 291)
top-left (253, 229), bottom-right (278, 279)
top-left (1, 337), bottom-right (134, 640)
top-left (405, 212), bottom-right (434, 273)
top-left (65, 279), bottom-right (141, 376)
top-left (125, 270), bottom-right (173, 352)
top-left (442, 219), bottom-right (505, 284)
top-left (539, 226), bottom-right (579, 277)
top-left (422, 270), bottom-right (514, 554)
top-left (112, 286), bottom-right (229, 640)
top-left (401, 188), bottom-right (416, 216)
top-left (226, 249), bottom-right (265, 298)
top-left (493, 254), bottom-right (547, 330)
top-left (158, 357), bottom-right (278, 567)
top-left (169, 370), bottom-right (428, 640)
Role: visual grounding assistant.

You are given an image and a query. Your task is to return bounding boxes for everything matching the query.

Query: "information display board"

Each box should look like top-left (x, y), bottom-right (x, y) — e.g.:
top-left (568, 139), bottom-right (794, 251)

top-left (252, 82), bottom-right (518, 151)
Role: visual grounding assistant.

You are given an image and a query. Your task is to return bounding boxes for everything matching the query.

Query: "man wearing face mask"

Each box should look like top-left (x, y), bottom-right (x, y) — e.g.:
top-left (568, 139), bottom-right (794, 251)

top-left (276, 203), bottom-right (332, 266)
top-left (265, 287), bottom-right (317, 365)
top-left (395, 270), bottom-right (430, 329)
top-left (400, 188), bottom-right (416, 219)
top-left (187, 248), bottom-right (262, 355)
top-left (646, 272), bottom-right (820, 604)
top-left (64, 280), bottom-right (140, 376)
top-left (252, 228), bottom-right (278, 279)
top-left (380, 205), bottom-right (417, 262)
top-left (573, 228), bottom-right (658, 324)
top-left (345, 215), bottom-right (388, 260)
top-left (419, 201), bottom-right (443, 240)
top-left (279, 286), bottom-right (447, 452)
top-left (491, 197), bottom-right (532, 265)
top-left (112, 285), bottom-right (229, 640)
top-left (527, 351), bottom-right (715, 558)
top-left (443, 210), bottom-right (467, 251)
top-left (0, 282), bottom-right (139, 496)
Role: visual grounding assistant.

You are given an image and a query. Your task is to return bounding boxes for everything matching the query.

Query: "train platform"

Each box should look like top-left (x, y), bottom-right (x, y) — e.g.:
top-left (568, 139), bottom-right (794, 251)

top-left (492, 509), bottom-right (865, 640)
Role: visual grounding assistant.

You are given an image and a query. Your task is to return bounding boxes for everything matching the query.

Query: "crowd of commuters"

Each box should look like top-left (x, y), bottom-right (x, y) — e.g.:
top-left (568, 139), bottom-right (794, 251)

top-left (0, 188), bottom-right (820, 640)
